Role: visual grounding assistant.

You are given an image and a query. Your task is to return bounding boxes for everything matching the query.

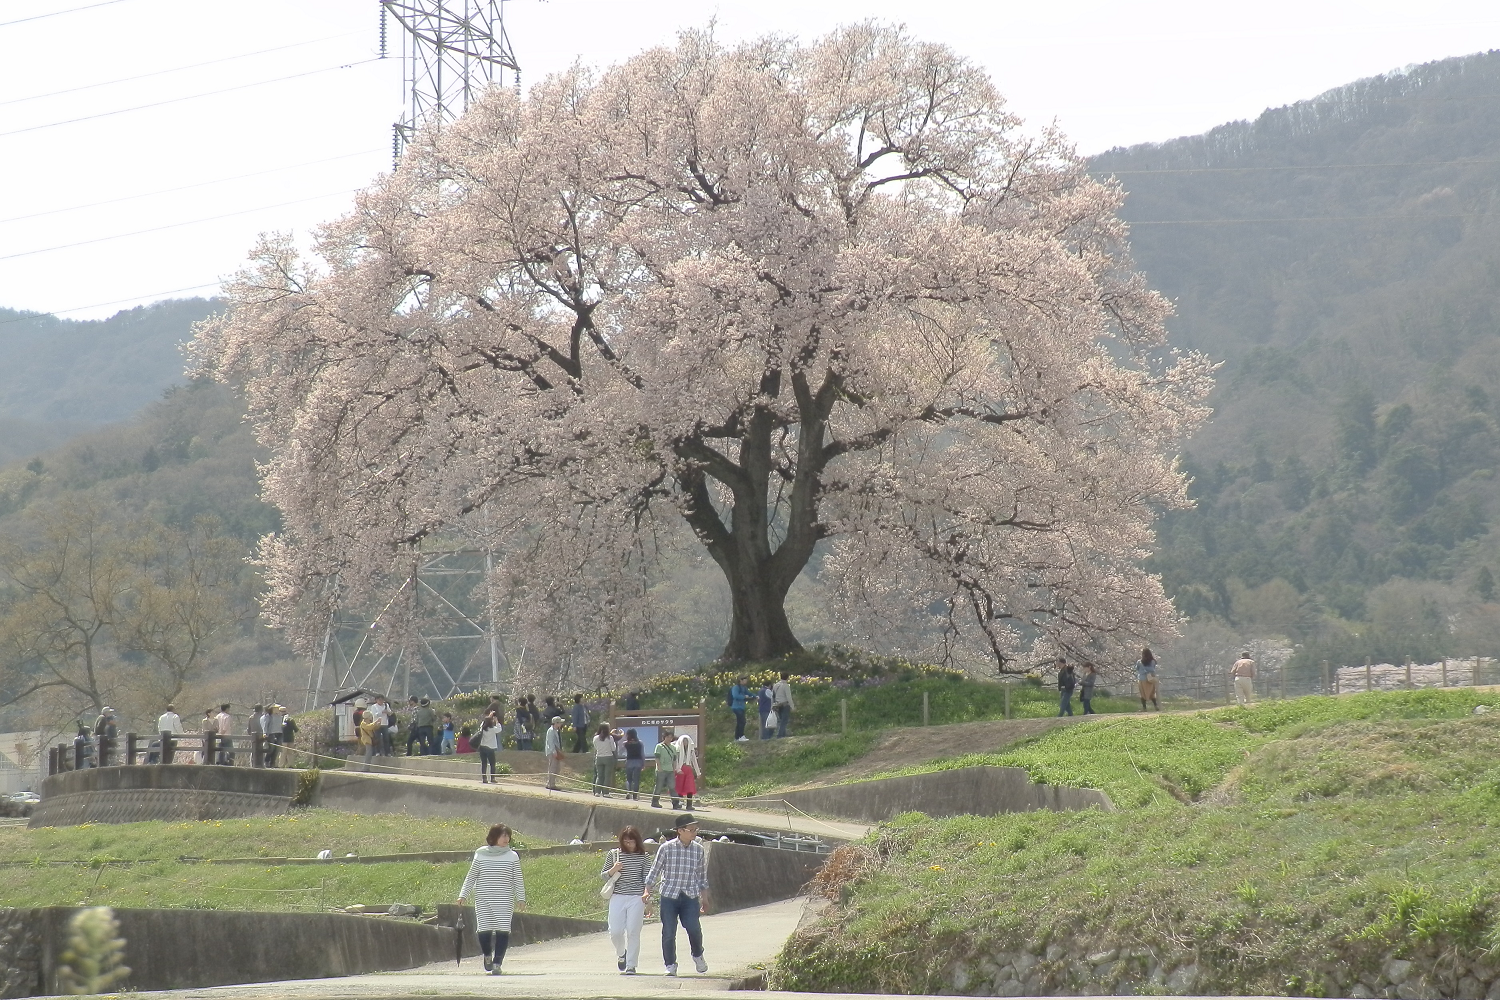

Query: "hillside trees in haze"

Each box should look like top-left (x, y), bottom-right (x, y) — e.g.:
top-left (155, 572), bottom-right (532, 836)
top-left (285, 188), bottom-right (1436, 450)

top-left (195, 25), bottom-right (1212, 685)
top-left (1093, 50), bottom-right (1500, 672)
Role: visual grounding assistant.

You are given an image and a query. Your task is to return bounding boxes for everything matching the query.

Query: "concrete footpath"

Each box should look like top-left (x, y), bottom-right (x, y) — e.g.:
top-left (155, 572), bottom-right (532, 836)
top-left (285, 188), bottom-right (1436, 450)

top-left (319, 768), bottom-right (871, 843)
top-left (123, 898), bottom-right (806, 1000)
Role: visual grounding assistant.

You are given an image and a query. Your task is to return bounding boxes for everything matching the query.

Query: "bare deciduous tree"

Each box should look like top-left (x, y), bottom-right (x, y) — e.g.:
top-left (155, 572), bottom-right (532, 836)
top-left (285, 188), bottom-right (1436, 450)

top-left (193, 24), bottom-right (1213, 680)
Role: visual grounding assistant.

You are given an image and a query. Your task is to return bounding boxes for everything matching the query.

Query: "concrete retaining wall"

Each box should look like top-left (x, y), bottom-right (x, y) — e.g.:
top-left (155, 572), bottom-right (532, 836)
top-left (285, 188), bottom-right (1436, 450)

top-left (706, 841), bottom-right (826, 912)
top-left (433, 905), bottom-right (606, 953)
top-left (739, 766), bottom-right (1111, 823)
top-left (1, 907), bottom-right (454, 997)
top-left (30, 766), bottom-right (296, 827)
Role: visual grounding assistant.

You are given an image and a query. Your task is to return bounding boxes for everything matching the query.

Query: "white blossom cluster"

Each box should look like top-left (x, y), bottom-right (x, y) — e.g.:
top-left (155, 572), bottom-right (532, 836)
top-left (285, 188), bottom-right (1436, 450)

top-left (191, 24), bottom-right (1215, 686)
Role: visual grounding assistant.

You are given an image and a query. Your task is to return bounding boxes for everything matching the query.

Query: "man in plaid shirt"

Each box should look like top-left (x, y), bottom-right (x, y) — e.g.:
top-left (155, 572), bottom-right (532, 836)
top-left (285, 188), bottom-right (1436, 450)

top-left (643, 813), bottom-right (709, 976)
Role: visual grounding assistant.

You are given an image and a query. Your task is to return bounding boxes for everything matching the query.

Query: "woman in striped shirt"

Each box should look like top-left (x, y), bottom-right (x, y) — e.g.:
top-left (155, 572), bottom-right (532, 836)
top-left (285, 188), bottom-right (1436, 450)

top-left (458, 823), bottom-right (526, 974)
top-left (601, 826), bottom-right (649, 974)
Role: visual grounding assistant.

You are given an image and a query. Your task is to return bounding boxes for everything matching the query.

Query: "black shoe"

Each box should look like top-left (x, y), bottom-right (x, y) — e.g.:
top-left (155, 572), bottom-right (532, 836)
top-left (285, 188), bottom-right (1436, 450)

top-left (618, 955), bottom-right (627, 971)
top-left (483, 958), bottom-right (493, 973)
top-left (650, 798), bottom-right (661, 808)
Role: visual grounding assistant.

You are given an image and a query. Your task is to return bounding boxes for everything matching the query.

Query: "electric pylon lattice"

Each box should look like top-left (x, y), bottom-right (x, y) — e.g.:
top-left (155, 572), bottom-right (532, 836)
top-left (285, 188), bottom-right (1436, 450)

top-left (381, 0), bottom-right (519, 161)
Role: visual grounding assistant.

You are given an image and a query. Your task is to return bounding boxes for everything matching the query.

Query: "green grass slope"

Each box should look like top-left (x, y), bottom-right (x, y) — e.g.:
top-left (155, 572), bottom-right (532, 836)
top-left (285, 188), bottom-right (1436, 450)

top-left (0, 811), bottom-right (610, 918)
top-left (775, 689), bottom-right (1500, 996)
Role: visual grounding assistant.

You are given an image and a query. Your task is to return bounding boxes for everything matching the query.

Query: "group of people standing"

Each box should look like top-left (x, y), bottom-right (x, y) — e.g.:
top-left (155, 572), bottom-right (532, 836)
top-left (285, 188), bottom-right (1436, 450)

top-left (69, 703), bottom-right (300, 768)
top-left (457, 813), bottom-right (711, 978)
top-left (726, 673), bottom-right (796, 742)
top-left (1055, 649), bottom-right (1163, 716)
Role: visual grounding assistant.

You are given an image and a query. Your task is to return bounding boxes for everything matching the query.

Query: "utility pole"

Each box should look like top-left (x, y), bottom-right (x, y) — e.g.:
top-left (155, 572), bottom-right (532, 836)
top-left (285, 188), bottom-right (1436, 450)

top-left (381, 0), bottom-right (521, 163)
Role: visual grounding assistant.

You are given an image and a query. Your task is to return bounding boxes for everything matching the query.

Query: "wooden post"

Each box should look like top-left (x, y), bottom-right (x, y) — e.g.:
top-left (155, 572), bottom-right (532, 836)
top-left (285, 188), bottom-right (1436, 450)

top-left (922, 691), bottom-right (930, 727)
top-left (125, 732), bottom-right (138, 765)
top-left (47, 746), bottom-right (56, 776)
top-left (252, 733), bottom-right (265, 768)
top-left (163, 734), bottom-right (175, 765)
top-left (204, 732), bottom-right (217, 765)
top-left (1003, 683), bottom-right (1011, 720)
top-left (1279, 665), bottom-right (1286, 700)
top-left (1365, 658), bottom-right (1372, 692)
top-left (840, 699), bottom-right (847, 736)
top-left (1404, 657), bottom-right (1412, 690)
top-left (1476, 656), bottom-right (1483, 686)
top-left (1225, 674), bottom-right (1231, 706)
top-left (1321, 660), bottom-right (1330, 696)
top-left (74, 740), bottom-right (84, 771)
top-left (1441, 658), bottom-right (1448, 687)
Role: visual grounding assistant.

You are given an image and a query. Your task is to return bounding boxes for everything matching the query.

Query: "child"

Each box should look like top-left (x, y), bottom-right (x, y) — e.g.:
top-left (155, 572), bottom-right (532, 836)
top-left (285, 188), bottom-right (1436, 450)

top-left (439, 713), bottom-right (456, 754)
top-left (456, 724), bottom-right (474, 755)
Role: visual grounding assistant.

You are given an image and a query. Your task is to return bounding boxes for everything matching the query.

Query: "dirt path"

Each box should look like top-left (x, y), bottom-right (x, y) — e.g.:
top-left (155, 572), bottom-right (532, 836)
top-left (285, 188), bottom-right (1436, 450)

top-left (810, 715), bottom-right (1097, 785)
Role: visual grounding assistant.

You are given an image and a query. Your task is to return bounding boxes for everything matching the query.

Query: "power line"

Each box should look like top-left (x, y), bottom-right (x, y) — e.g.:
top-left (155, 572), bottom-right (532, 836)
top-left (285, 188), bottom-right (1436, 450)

top-left (0, 282), bottom-right (222, 327)
top-left (0, 188), bottom-right (359, 261)
top-left (1102, 158), bottom-right (1500, 175)
top-left (0, 31), bottom-right (364, 107)
top-left (0, 0), bottom-right (130, 28)
top-left (0, 57), bottom-right (384, 138)
top-left (0, 148), bottom-right (383, 225)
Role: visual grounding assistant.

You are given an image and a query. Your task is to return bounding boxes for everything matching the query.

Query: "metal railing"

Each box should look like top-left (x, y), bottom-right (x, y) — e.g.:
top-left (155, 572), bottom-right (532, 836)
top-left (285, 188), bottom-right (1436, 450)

top-left (1149, 655), bottom-right (1499, 704)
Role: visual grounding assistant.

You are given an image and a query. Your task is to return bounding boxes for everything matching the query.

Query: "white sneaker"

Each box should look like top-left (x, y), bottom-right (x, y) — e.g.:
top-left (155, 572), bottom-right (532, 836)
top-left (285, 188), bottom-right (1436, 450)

top-left (694, 955), bottom-right (708, 974)
top-left (665, 964), bottom-right (678, 977)
top-left (735, 736), bottom-right (749, 742)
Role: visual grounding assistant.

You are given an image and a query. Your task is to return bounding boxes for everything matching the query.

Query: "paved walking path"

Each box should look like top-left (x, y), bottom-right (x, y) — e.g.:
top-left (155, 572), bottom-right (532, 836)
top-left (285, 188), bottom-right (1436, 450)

top-left (333, 767), bottom-right (871, 842)
top-left (127, 898), bottom-right (807, 1000)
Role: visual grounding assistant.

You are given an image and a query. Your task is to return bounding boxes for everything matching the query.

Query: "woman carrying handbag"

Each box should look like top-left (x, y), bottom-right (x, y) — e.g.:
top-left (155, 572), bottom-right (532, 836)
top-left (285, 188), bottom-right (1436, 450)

top-left (601, 826), bottom-right (649, 974)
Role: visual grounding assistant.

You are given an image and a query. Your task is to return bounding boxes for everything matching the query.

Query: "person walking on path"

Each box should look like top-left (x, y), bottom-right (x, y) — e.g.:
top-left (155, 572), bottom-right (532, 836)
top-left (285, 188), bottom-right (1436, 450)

top-left (157, 704), bottom-right (183, 764)
top-left (1080, 663), bottom-right (1099, 715)
top-left (644, 813), bottom-right (710, 977)
top-left (758, 683), bottom-right (775, 740)
top-left (571, 695), bottom-right (589, 754)
top-left (1136, 648), bottom-right (1160, 711)
top-left (1057, 659), bottom-right (1076, 717)
top-left (673, 732), bottom-right (700, 810)
top-left (458, 823), bottom-right (526, 975)
top-left (602, 826), bottom-right (650, 974)
top-left (650, 728), bottom-right (678, 809)
top-left (543, 716), bottom-right (566, 790)
top-left (478, 712), bottom-right (503, 783)
top-left (622, 728), bottom-right (645, 800)
top-left (593, 723), bottom-right (619, 796)
top-left (728, 677), bottom-right (751, 742)
top-left (1232, 651), bottom-right (1257, 708)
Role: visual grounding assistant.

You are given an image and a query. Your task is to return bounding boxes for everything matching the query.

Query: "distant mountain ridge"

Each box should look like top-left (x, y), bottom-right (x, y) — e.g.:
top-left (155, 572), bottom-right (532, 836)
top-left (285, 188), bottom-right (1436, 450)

top-left (0, 298), bottom-right (217, 426)
top-left (1092, 49), bottom-right (1500, 672)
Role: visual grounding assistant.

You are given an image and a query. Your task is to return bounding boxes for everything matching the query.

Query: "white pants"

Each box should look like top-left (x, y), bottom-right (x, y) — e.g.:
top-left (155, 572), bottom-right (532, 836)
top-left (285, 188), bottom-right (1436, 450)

top-left (608, 892), bottom-right (645, 971)
top-left (1234, 676), bottom-right (1254, 707)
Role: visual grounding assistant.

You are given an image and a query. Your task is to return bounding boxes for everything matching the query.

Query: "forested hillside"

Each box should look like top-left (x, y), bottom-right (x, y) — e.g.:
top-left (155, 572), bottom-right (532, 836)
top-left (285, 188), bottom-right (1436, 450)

top-left (0, 298), bottom-right (217, 464)
top-left (1093, 50), bottom-right (1500, 673)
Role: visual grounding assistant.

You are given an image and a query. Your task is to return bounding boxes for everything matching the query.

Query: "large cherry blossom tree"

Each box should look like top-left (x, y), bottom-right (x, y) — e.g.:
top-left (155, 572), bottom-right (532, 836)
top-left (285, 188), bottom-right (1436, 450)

top-left (193, 24), bottom-right (1214, 680)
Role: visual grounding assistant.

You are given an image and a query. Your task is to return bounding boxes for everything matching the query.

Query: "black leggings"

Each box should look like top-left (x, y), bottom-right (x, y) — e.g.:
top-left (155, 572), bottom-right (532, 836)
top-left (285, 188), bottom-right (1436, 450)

top-left (478, 930), bottom-right (510, 966)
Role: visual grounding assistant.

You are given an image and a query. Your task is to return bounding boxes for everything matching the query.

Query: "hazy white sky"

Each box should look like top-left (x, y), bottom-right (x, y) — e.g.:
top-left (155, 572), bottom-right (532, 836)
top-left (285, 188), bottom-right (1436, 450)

top-left (2, 0), bottom-right (1498, 321)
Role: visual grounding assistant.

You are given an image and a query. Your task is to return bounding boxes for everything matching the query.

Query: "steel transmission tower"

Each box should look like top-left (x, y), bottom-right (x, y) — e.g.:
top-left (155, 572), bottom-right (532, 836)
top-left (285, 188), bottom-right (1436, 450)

top-left (380, 0), bottom-right (519, 162)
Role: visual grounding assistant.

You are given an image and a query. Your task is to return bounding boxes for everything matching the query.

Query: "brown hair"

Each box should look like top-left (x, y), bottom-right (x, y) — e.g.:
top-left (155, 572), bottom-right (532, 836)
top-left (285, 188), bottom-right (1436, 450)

top-left (617, 826), bottom-right (645, 854)
top-left (486, 823), bottom-right (513, 846)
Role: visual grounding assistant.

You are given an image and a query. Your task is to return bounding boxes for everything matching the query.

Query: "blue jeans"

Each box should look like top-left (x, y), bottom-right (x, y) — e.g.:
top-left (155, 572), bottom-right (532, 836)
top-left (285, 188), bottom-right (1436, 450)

top-left (1059, 691), bottom-right (1074, 716)
top-left (659, 894), bottom-right (703, 968)
top-left (440, 733), bottom-right (455, 754)
top-left (776, 708), bottom-right (790, 738)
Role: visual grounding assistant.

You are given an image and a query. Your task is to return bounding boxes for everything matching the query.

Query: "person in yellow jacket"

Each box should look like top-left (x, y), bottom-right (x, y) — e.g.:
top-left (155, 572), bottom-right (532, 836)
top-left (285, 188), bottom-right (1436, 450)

top-left (358, 713), bottom-right (382, 772)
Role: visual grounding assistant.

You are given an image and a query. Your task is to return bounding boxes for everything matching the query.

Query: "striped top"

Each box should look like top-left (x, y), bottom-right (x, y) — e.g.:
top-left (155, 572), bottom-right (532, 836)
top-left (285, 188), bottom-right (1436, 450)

top-left (603, 848), bottom-right (650, 896)
top-left (459, 846), bottom-right (526, 932)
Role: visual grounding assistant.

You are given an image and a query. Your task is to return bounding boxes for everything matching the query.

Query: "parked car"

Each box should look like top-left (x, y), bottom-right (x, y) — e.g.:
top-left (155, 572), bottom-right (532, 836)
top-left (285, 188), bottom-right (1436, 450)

top-left (8, 791), bottom-right (40, 804)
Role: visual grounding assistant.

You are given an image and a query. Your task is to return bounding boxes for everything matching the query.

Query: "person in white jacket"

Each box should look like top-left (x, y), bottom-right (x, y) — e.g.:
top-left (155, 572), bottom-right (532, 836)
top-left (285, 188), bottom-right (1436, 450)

top-left (673, 733), bottom-right (699, 810)
top-left (157, 704), bottom-right (183, 764)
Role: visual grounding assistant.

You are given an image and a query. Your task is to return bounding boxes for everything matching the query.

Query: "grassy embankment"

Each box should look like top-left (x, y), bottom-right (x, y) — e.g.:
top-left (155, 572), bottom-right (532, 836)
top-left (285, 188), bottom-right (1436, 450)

top-left (0, 810), bottom-right (608, 918)
top-left (775, 688), bottom-right (1500, 996)
top-left (640, 659), bottom-right (1148, 797)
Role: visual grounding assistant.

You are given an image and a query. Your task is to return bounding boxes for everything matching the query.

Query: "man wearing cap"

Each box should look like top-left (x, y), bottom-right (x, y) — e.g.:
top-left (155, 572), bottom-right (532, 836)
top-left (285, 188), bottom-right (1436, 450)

top-left (643, 813), bottom-right (710, 977)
